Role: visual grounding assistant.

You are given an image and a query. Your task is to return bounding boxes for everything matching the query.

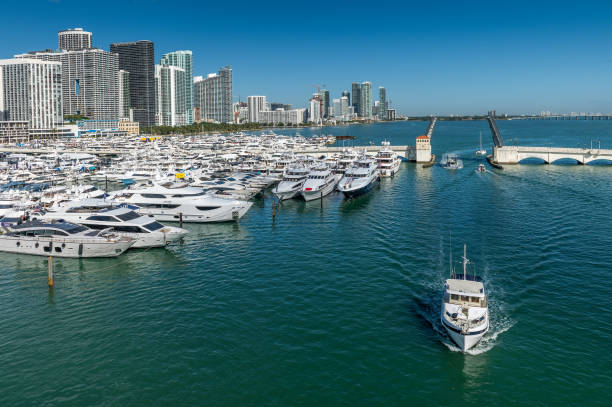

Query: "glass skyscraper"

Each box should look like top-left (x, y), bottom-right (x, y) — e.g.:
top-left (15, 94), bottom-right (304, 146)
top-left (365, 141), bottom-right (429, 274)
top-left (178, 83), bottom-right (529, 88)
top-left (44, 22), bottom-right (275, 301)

top-left (110, 41), bottom-right (156, 127)
top-left (351, 83), bottom-right (360, 117)
top-left (160, 51), bottom-right (194, 124)
top-left (378, 87), bottom-right (386, 120)
top-left (359, 81), bottom-right (372, 119)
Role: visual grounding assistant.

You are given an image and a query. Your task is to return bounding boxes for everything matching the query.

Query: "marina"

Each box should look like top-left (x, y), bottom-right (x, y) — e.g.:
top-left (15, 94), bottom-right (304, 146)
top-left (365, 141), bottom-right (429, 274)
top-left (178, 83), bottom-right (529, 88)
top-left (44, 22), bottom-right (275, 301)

top-left (1, 120), bottom-right (612, 405)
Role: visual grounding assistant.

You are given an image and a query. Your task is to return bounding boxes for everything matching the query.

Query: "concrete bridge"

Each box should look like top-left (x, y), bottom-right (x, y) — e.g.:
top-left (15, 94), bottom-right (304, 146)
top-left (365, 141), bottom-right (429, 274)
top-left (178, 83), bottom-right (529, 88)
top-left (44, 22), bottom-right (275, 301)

top-left (291, 145), bottom-right (419, 160)
top-left (493, 145), bottom-right (612, 164)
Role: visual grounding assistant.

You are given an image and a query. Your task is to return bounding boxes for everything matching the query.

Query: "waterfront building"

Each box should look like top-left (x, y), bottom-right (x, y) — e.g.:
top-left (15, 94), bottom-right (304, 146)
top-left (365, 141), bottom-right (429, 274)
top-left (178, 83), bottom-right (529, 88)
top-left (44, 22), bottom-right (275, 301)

top-left (332, 99), bottom-right (342, 119)
top-left (342, 90), bottom-right (350, 106)
top-left (15, 48), bottom-right (119, 121)
top-left (119, 118), bottom-right (139, 135)
top-left (378, 87), bottom-right (387, 120)
top-left (0, 121), bottom-right (28, 141)
top-left (0, 58), bottom-right (62, 130)
top-left (247, 96), bottom-right (267, 123)
top-left (309, 98), bottom-right (321, 123)
top-left (321, 89), bottom-right (330, 118)
top-left (193, 66), bottom-right (233, 123)
top-left (155, 65), bottom-right (187, 127)
top-left (341, 96), bottom-right (350, 119)
top-left (160, 51), bottom-right (194, 124)
top-left (351, 83), bottom-right (361, 117)
top-left (58, 28), bottom-right (92, 51)
top-left (258, 108), bottom-right (305, 125)
top-left (373, 101), bottom-right (380, 118)
top-left (359, 81), bottom-right (372, 119)
top-left (110, 41), bottom-right (156, 127)
top-left (118, 70), bottom-right (131, 120)
top-left (387, 109), bottom-right (396, 120)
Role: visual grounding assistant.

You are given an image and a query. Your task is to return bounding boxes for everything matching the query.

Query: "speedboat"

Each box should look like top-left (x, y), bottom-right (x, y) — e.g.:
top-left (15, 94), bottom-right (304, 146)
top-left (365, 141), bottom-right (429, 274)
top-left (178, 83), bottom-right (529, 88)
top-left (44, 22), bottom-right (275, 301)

top-left (375, 141), bottom-right (401, 177)
top-left (476, 164), bottom-right (486, 173)
top-left (0, 221), bottom-right (134, 258)
top-left (71, 206), bottom-right (187, 248)
top-left (440, 244), bottom-right (489, 352)
top-left (337, 155), bottom-right (380, 197)
top-left (272, 164), bottom-right (310, 201)
top-left (301, 166), bottom-right (340, 201)
top-left (111, 184), bottom-right (252, 223)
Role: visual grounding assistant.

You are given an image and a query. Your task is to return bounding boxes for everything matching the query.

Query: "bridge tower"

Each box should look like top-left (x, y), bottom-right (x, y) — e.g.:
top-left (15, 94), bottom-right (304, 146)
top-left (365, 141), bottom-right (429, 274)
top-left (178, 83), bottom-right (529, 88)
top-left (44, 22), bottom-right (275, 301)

top-left (416, 135), bottom-right (431, 162)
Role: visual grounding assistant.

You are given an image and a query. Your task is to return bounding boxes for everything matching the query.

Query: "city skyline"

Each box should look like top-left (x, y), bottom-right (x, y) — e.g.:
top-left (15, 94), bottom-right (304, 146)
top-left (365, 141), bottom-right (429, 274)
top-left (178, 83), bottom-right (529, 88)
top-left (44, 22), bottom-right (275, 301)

top-left (2, 1), bottom-right (612, 115)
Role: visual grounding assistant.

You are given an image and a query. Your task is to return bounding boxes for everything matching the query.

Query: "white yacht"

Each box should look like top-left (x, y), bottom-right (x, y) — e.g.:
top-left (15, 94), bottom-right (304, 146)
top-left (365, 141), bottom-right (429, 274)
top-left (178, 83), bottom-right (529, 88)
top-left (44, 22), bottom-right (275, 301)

top-left (111, 184), bottom-right (252, 223)
top-left (301, 166), bottom-right (340, 201)
top-left (71, 207), bottom-right (187, 248)
top-left (337, 156), bottom-right (380, 197)
top-left (0, 221), bottom-right (134, 258)
top-left (440, 244), bottom-right (489, 352)
top-left (375, 141), bottom-right (401, 177)
top-left (442, 154), bottom-right (463, 170)
top-left (272, 164), bottom-right (310, 201)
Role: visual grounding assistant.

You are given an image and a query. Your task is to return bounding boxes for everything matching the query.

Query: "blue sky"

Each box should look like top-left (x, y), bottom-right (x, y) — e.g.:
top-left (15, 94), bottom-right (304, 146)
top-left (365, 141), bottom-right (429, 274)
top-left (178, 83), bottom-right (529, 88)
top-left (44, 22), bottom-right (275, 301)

top-left (3, 0), bottom-right (612, 115)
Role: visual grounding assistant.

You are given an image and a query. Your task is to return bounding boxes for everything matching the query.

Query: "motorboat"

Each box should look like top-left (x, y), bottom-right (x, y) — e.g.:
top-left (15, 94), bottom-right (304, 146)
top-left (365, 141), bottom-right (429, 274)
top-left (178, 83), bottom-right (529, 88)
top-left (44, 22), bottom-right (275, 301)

top-left (337, 155), bottom-right (380, 197)
top-left (76, 206), bottom-right (188, 248)
top-left (0, 221), bottom-right (134, 258)
top-left (301, 166), bottom-right (340, 201)
top-left (272, 164), bottom-right (310, 201)
top-left (442, 154), bottom-right (463, 170)
top-left (476, 163), bottom-right (486, 173)
top-left (440, 244), bottom-right (489, 352)
top-left (375, 141), bottom-right (401, 177)
top-left (110, 184), bottom-right (252, 223)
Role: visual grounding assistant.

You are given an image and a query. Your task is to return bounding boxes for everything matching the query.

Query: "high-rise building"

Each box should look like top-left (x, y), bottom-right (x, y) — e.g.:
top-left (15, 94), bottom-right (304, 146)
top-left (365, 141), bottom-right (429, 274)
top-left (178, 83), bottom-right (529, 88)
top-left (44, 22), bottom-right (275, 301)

top-left (110, 41), bottom-right (155, 127)
top-left (257, 108), bottom-right (305, 125)
top-left (332, 98), bottom-right (341, 119)
top-left (271, 103), bottom-right (292, 111)
top-left (160, 51), bottom-right (194, 124)
top-left (342, 90), bottom-right (350, 106)
top-left (351, 83), bottom-right (361, 117)
top-left (247, 96), bottom-right (266, 123)
top-left (378, 87), bottom-right (386, 120)
top-left (321, 89), bottom-right (330, 118)
top-left (118, 70), bottom-right (131, 119)
top-left (0, 58), bottom-right (62, 129)
top-left (155, 65), bottom-right (186, 127)
top-left (308, 97), bottom-right (321, 123)
top-left (341, 96), bottom-right (350, 119)
top-left (359, 81), bottom-right (372, 119)
top-left (193, 65), bottom-right (233, 123)
top-left (15, 48), bottom-right (119, 121)
top-left (58, 28), bottom-right (92, 51)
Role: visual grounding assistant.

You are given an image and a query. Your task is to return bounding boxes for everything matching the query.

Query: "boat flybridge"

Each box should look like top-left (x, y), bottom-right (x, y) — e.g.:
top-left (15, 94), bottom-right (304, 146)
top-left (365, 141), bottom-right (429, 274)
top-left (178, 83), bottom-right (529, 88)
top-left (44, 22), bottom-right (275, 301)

top-left (375, 141), bottom-right (401, 177)
top-left (110, 183), bottom-right (252, 223)
top-left (0, 221), bottom-right (134, 258)
top-left (272, 164), bottom-right (310, 201)
top-left (440, 244), bottom-right (489, 352)
top-left (337, 155), bottom-right (380, 197)
top-left (301, 165), bottom-right (340, 201)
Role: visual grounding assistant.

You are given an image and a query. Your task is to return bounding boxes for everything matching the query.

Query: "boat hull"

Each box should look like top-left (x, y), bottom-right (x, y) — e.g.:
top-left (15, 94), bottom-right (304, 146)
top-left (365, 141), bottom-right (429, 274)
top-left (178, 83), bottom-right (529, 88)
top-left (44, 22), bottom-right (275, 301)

top-left (441, 317), bottom-right (489, 352)
top-left (339, 176), bottom-right (379, 197)
top-left (301, 180), bottom-right (337, 201)
top-left (0, 237), bottom-right (133, 258)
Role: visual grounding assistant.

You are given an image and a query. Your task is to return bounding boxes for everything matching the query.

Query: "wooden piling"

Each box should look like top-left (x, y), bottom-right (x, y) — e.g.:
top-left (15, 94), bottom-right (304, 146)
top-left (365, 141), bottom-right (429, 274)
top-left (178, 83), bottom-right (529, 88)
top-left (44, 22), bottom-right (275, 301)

top-left (179, 212), bottom-right (183, 228)
top-left (272, 200), bottom-right (276, 219)
top-left (320, 191), bottom-right (323, 208)
top-left (48, 256), bottom-right (53, 288)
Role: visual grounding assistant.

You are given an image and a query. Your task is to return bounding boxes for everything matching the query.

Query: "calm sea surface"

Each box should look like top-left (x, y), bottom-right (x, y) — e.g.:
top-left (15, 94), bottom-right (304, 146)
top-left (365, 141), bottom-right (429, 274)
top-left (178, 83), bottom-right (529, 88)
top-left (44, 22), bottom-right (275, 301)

top-left (1, 120), bottom-right (612, 406)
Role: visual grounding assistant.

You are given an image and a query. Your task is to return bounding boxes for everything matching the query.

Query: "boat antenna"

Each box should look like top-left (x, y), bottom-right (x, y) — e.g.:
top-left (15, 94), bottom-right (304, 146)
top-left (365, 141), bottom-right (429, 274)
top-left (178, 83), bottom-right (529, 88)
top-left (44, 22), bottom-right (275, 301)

top-left (462, 243), bottom-right (469, 280)
top-left (449, 232), bottom-right (453, 277)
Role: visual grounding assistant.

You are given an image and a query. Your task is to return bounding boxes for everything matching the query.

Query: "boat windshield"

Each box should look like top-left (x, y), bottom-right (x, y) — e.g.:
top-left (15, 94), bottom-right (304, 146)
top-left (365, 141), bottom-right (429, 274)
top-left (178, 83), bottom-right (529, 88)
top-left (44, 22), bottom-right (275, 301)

top-left (115, 211), bottom-right (141, 222)
top-left (63, 224), bottom-right (88, 234)
top-left (144, 221), bottom-right (164, 232)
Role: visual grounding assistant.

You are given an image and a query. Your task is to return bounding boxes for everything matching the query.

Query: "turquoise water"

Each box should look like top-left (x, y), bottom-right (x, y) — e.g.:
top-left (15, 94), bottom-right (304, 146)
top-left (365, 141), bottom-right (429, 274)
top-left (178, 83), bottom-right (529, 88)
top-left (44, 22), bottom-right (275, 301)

top-left (2, 120), bottom-right (612, 406)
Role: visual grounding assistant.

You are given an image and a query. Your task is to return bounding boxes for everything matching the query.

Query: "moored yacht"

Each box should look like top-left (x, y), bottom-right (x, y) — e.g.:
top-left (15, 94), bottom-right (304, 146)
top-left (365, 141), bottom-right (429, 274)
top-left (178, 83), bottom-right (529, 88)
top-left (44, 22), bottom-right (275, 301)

top-left (272, 164), bottom-right (310, 201)
top-left (111, 184), bottom-right (252, 223)
top-left (337, 155), bottom-right (380, 197)
top-left (375, 141), bottom-right (401, 177)
top-left (0, 221), bottom-right (134, 258)
top-left (74, 207), bottom-right (187, 248)
top-left (440, 244), bottom-right (489, 352)
top-left (301, 166), bottom-right (340, 201)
